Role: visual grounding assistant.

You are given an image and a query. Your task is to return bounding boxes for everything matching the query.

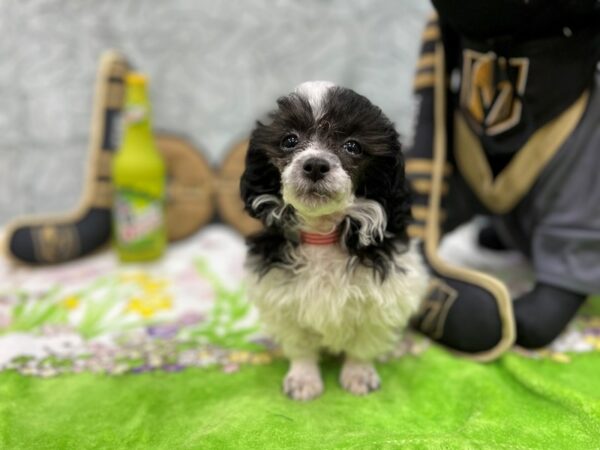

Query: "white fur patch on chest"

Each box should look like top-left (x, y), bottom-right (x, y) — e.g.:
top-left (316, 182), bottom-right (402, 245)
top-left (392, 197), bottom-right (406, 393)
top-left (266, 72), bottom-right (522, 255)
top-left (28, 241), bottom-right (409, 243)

top-left (247, 241), bottom-right (428, 356)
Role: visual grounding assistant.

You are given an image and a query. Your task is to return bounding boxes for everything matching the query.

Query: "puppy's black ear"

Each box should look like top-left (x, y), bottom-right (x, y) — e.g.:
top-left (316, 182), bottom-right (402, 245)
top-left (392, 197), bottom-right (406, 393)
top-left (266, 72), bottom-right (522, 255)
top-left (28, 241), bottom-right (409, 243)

top-left (240, 128), bottom-right (298, 276)
top-left (363, 142), bottom-right (411, 242)
top-left (343, 133), bottom-right (412, 279)
top-left (240, 131), bottom-right (282, 223)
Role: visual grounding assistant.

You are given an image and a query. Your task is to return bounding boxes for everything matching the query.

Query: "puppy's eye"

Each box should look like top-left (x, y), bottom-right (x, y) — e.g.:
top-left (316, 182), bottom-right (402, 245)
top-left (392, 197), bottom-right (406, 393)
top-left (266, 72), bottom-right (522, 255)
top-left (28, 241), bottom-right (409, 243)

top-left (281, 134), bottom-right (299, 150)
top-left (343, 140), bottom-right (362, 156)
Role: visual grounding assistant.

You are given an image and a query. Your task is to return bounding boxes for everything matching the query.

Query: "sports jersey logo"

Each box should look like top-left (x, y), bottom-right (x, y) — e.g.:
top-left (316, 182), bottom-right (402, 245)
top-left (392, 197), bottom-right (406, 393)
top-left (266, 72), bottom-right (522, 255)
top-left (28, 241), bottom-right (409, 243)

top-left (460, 49), bottom-right (529, 136)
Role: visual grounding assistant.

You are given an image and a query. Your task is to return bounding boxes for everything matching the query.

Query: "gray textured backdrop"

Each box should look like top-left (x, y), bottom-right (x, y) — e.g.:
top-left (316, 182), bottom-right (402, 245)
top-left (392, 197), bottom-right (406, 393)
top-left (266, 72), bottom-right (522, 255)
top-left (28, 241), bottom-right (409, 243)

top-left (0, 0), bottom-right (429, 225)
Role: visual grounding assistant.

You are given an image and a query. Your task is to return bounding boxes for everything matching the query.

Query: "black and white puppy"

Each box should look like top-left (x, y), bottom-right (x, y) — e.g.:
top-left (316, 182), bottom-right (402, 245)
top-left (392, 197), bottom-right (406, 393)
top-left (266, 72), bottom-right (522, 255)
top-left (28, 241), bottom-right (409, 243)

top-left (241, 81), bottom-right (428, 400)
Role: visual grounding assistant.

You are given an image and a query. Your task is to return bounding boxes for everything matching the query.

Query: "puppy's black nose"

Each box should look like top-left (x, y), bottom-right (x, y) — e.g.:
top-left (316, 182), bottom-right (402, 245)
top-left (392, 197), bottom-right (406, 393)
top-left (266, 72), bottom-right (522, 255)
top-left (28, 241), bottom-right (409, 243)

top-left (302, 158), bottom-right (330, 182)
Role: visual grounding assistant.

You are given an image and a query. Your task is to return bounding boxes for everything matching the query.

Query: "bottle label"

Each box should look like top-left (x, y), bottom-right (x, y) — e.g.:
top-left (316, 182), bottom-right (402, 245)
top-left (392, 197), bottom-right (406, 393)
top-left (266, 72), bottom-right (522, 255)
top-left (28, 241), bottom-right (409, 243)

top-left (124, 105), bottom-right (148, 125)
top-left (114, 189), bottom-right (164, 249)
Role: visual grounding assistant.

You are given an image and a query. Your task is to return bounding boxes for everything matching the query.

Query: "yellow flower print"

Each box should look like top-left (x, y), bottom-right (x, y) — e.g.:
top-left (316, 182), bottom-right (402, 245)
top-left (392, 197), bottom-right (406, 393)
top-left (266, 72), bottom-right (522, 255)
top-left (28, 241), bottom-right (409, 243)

top-left (549, 352), bottom-right (571, 364)
top-left (584, 335), bottom-right (600, 351)
top-left (141, 279), bottom-right (168, 294)
top-left (61, 295), bottom-right (80, 310)
top-left (250, 353), bottom-right (273, 365)
top-left (125, 295), bottom-right (173, 318)
top-left (119, 271), bottom-right (169, 294)
top-left (120, 271), bottom-right (173, 318)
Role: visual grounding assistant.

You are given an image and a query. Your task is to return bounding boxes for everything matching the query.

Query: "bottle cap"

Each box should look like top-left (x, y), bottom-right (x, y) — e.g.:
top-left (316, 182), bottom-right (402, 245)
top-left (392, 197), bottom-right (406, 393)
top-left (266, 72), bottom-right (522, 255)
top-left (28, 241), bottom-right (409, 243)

top-left (126, 73), bottom-right (148, 86)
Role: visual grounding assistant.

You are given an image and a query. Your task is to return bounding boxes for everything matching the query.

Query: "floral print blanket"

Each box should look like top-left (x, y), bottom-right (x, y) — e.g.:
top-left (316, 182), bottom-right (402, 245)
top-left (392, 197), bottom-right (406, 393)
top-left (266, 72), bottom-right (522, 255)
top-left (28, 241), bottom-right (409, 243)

top-left (0, 226), bottom-right (273, 377)
top-left (0, 223), bottom-right (598, 378)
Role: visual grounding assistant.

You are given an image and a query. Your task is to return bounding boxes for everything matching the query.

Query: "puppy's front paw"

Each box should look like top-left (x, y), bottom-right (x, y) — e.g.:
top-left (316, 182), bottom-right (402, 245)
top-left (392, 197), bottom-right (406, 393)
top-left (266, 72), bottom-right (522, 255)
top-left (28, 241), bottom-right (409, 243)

top-left (340, 360), bottom-right (380, 396)
top-left (283, 361), bottom-right (323, 401)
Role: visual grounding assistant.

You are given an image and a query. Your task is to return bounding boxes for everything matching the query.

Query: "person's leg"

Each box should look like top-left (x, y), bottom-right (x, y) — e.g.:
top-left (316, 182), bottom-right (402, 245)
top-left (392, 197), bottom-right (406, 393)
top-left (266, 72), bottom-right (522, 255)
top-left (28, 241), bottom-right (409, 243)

top-left (411, 266), bottom-right (507, 353)
top-left (408, 168), bottom-right (514, 357)
top-left (409, 125), bottom-right (513, 355)
top-left (514, 283), bottom-right (586, 348)
top-left (406, 23), bottom-right (514, 359)
top-left (511, 70), bottom-right (600, 349)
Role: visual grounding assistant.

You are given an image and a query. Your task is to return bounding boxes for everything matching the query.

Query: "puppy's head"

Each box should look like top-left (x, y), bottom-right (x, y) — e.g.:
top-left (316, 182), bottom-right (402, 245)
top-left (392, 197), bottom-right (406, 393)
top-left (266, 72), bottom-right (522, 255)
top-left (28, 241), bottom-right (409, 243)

top-left (241, 82), bottom-right (411, 274)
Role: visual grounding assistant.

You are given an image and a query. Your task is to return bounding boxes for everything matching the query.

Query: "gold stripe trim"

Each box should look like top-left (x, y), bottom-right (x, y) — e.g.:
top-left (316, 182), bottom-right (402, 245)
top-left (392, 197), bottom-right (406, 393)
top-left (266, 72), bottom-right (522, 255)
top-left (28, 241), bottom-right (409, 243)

top-left (424, 43), bottom-right (515, 362)
top-left (413, 73), bottom-right (435, 91)
top-left (417, 53), bottom-right (436, 71)
top-left (412, 206), bottom-right (445, 222)
top-left (454, 90), bottom-right (589, 214)
top-left (91, 180), bottom-right (113, 208)
top-left (106, 82), bottom-right (125, 110)
top-left (407, 224), bottom-right (426, 239)
top-left (411, 206), bottom-right (428, 221)
top-left (411, 179), bottom-right (448, 195)
top-left (422, 24), bottom-right (440, 42)
top-left (96, 151), bottom-right (113, 177)
top-left (406, 159), bottom-right (452, 176)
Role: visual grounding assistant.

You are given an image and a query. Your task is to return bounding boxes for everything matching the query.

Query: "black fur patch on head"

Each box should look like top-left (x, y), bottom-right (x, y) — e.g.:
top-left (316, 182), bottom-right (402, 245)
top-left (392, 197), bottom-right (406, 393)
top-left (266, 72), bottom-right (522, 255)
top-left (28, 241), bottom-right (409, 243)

top-left (240, 93), bottom-right (317, 219)
top-left (240, 94), bottom-right (314, 273)
top-left (341, 154), bottom-right (412, 280)
top-left (247, 94), bottom-right (316, 173)
top-left (322, 88), bottom-right (411, 280)
top-left (240, 85), bottom-right (412, 279)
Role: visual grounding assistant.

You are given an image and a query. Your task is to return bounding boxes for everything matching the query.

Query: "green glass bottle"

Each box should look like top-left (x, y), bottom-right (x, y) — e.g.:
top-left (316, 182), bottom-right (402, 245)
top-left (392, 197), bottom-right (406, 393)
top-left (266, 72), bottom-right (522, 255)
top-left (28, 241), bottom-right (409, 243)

top-left (112, 73), bottom-right (166, 262)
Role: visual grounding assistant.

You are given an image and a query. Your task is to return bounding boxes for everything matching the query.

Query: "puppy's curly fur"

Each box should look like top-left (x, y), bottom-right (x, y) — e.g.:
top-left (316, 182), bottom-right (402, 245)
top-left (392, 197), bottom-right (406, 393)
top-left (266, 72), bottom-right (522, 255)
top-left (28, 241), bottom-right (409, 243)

top-left (241, 82), bottom-right (428, 400)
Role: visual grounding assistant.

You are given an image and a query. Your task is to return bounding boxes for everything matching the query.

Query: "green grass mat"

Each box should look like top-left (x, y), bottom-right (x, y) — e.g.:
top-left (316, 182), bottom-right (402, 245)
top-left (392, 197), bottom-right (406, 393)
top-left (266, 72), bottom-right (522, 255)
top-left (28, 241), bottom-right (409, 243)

top-left (2, 347), bottom-right (600, 449)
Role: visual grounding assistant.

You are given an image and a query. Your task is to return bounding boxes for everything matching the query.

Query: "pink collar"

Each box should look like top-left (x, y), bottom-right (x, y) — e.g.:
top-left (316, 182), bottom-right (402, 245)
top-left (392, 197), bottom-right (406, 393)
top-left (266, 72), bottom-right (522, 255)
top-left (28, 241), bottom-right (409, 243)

top-left (299, 229), bottom-right (340, 245)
